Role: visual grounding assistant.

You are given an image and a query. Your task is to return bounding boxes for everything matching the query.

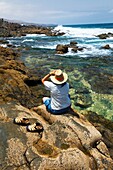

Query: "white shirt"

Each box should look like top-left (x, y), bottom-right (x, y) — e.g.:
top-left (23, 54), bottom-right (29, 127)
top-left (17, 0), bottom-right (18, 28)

top-left (44, 81), bottom-right (71, 110)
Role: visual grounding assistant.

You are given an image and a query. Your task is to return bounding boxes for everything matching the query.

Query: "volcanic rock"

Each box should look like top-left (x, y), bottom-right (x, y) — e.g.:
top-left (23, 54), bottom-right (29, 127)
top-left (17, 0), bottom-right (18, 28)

top-left (101, 44), bottom-right (111, 49)
top-left (0, 103), bottom-right (113, 169)
top-left (56, 44), bottom-right (68, 54)
top-left (0, 45), bottom-right (113, 170)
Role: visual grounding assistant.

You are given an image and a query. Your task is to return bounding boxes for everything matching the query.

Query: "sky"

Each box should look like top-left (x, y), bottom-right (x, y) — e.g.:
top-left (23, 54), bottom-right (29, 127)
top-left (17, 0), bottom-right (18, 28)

top-left (0, 0), bottom-right (113, 25)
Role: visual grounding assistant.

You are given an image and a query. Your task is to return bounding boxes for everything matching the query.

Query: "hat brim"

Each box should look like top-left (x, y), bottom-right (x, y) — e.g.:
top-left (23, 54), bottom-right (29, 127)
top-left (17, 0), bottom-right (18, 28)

top-left (50, 73), bottom-right (68, 85)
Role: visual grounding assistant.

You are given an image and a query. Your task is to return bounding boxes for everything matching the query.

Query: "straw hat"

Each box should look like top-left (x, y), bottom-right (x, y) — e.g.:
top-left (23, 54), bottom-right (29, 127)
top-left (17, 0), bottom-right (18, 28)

top-left (50, 69), bottom-right (68, 84)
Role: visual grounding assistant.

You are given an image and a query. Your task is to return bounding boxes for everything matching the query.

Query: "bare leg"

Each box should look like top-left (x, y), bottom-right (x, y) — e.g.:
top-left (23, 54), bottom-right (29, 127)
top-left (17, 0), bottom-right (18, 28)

top-left (32, 97), bottom-right (50, 111)
top-left (36, 105), bottom-right (58, 124)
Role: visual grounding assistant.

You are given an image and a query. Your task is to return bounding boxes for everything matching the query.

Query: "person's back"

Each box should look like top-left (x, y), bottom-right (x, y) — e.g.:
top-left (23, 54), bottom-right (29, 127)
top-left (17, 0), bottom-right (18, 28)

top-left (44, 81), bottom-right (71, 110)
top-left (42, 69), bottom-right (71, 114)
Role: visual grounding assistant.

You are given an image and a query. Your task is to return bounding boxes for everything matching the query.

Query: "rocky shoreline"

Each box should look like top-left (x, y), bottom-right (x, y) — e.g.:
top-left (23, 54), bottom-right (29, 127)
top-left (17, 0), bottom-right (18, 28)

top-left (0, 46), bottom-right (42, 108)
top-left (0, 19), bottom-right (113, 169)
top-left (1, 18), bottom-right (113, 54)
top-left (0, 47), bottom-right (113, 170)
top-left (0, 18), bottom-right (64, 37)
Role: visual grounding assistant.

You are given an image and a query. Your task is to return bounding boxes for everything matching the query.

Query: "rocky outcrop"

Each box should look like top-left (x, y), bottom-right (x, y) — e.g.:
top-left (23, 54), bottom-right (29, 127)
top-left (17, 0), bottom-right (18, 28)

top-left (85, 111), bottom-right (113, 160)
top-left (19, 26), bottom-right (65, 37)
top-left (0, 103), bottom-right (113, 169)
top-left (56, 42), bottom-right (84, 54)
top-left (96, 32), bottom-right (113, 39)
top-left (56, 44), bottom-right (68, 54)
top-left (0, 46), bottom-right (113, 169)
top-left (0, 46), bottom-right (42, 108)
top-left (0, 18), bottom-right (22, 37)
top-left (0, 18), bottom-right (65, 37)
top-left (101, 44), bottom-right (111, 49)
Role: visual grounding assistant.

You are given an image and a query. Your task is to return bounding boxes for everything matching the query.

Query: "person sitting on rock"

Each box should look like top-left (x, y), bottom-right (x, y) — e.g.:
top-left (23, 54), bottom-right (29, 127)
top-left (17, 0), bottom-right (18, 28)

top-left (41, 69), bottom-right (71, 114)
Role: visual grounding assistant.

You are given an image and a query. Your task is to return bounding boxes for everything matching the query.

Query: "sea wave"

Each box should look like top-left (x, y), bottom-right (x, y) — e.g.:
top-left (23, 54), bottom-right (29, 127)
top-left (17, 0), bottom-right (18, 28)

top-left (32, 44), bottom-right (56, 49)
top-left (53, 25), bottom-right (113, 38)
top-left (56, 46), bottom-right (111, 58)
top-left (22, 39), bottom-right (34, 43)
top-left (2, 23), bottom-right (112, 59)
top-left (25, 34), bottom-right (46, 37)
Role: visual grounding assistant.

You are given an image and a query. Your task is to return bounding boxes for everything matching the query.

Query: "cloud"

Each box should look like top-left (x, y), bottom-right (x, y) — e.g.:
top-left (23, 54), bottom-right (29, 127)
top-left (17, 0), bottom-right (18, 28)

top-left (0, 2), bottom-right (12, 13)
top-left (0, 1), bottom-right (95, 24)
top-left (39, 10), bottom-right (96, 19)
top-left (0, 1), bottom-right (37, 21)
top-left (0, 0), bottom-right (112, 24)
top-left (0, 1), bottom-right (19, 19)
top-left (109, 9), bottom-right (113, 13)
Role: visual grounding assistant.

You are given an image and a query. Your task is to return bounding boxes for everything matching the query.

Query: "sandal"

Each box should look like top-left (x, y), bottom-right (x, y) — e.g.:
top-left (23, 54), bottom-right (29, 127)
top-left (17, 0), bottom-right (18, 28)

top-left (26, 122), bottom-right (43, 133)
top-left (13, 117), bottom-right (30, 126)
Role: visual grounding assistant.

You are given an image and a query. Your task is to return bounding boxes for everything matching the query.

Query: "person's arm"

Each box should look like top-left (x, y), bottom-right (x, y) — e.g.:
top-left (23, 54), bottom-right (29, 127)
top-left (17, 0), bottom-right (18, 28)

top-left (41, 70), bottom-right (56, 84)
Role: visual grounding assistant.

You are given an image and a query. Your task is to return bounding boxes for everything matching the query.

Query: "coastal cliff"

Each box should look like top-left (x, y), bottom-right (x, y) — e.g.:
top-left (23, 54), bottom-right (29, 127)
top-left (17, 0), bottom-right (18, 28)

top-left (0, 47), bottom-right (113, 169)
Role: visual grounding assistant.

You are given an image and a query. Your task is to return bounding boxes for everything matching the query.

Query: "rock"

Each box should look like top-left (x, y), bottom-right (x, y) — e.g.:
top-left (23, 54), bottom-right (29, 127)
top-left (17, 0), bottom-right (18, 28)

top-left (75, 94), bottom-right (93, 108)
top-left (81, 66), bottom-right (113, 94)
top-left (7, 44), bottom-right (16, 48)
top-left (0, 39), bottom-right (9, 44)
top-left (56, 44), bottom-right (68, 54)
top-left (71, 46), bottom-right (84, 53)
top-left (108, 32), bottom-right (113, 37)
top-left (97, 32), bottom-right (113, 39)
top-left (0, 41), bottom-right (113, 169)
top-left (46, 30), bottom-right (65, 36)
top-left (0, 18), bottom-right (21, 37)
top-left (0, 102), bottom-right (113, 169)
top-left (84, 111), bottom-right (113, 160)
top-left (71, 46), bottom-right (78, 52)
top-left (70, 41), bottom-right (78, 45)
top-left (0, 18), bottom-right (65, 37)
top-left (97, 33), bottom-right (108, 39)
top-left (0, 47), bottom-right (41, 108)
top-left (101, 44), bottom-right (111, 49)
top-left (59, 41), bottom-right (84, 53)
top-left (78, 47), bottom-right (84, 51)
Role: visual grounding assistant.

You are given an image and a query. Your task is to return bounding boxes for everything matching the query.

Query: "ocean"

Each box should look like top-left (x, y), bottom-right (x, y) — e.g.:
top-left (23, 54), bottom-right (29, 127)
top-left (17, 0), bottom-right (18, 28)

top-left (2, 22), bottom-right (113, 69)
top-left (2, 23), bottom-right (112, 69)
top-left (18, 22), bottom-right (113, 72)
top-left (1, 22), bottom-right (113, 120)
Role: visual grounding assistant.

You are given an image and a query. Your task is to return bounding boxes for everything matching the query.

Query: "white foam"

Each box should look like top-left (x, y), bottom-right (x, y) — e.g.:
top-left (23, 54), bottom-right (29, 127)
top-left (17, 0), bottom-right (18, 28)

top-left (78, 47), bottom-right (111, 57)
top-left (54, 25), bottom-right (113, 38)
top-left (56, 44), bottom-right (111, 58)
top-left (25, 34), bottom-right (46, 37)
top-left (0, 44), bottom-right (7, 47)
top-left (109, 44), bottom-right (113, 48)
top-left (22, 39), bottom-right (34, 43)
top-left (32, 44), bottom-right (56, 49)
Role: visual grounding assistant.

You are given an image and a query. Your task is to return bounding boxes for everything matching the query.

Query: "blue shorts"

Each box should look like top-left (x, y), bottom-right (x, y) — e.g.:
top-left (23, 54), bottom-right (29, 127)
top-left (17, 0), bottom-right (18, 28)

top-left (43, 98), bottom-right (70, 115)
